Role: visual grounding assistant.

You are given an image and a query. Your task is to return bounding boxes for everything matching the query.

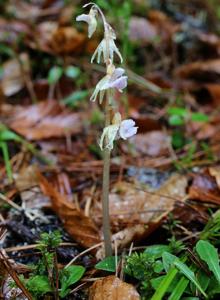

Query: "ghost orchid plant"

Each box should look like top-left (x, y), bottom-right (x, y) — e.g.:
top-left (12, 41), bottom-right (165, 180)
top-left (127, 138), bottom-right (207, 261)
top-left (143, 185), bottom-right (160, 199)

top-left (77, 3), bottom-right (137, 257)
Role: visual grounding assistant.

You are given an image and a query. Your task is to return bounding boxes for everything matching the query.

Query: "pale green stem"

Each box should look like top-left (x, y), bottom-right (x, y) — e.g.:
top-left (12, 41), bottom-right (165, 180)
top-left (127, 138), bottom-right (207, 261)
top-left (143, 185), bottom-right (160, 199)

top-left (102, 89), bottom-right (112, 257)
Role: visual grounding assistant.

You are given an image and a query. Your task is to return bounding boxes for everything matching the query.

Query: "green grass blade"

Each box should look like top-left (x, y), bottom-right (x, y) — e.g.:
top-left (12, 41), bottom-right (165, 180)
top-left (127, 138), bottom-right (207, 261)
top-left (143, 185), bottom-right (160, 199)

top-left (168, 276), bottom-right (189, 300)
top-left (151, 267), bottom-right (178, 300)
top-left (173, 260), bottom-right (207, 298)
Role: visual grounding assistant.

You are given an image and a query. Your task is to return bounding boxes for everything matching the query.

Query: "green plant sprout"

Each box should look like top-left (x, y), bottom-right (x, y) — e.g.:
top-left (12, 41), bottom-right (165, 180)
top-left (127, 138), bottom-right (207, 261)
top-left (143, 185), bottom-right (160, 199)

top-left (76, 3), bottom-right (138, 257)
top-left (13, 231), bottom-right (86, 299)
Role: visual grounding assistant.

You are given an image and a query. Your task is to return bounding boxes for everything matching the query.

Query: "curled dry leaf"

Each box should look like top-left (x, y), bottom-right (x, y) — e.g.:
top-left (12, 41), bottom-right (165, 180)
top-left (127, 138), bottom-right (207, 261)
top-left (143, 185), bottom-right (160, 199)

top-left (1, 53), bottom-right (30, 97)
top-left (89, 276), bottom-right (140, 300)
top-left (38, 172), bottom-right (101, 248)
top-left (189, 172), bottom-right (220, 205)
top-left (8, 100), bottom-right (83, 140)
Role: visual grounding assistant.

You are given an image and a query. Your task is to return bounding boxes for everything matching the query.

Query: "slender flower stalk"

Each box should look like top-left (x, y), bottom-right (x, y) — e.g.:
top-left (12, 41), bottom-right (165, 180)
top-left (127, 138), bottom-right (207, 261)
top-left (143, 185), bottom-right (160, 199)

top-left (77, 3), bottom-right (137, 257)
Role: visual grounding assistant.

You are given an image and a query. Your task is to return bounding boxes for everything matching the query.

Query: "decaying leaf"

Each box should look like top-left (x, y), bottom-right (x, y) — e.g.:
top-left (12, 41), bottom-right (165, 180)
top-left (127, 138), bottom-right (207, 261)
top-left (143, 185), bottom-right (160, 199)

top-left (209, 166), bottom-right (220, 189)
top-left (8, 100), bottom-right (83, 140)
top-left (94, 174), bottom-right (187, 252)
top-left (15, 165), bottom-right (50, 210)
top-left (89, 276), bottom-right (140, 300)
top-left (126, 131), bottom-right (170, 157)
top-left (129, 17), bottom-right (157, 43)
top-left (189, 172), bottom-right (220, 205)
top-left (175, 59), bottom-right (220, 81)
top-left (1, 53), bottom-right (30, 97)
top-left (38, 173), bottom-right (101, 248)
top-left (51, 27), bottom-right (86, 54)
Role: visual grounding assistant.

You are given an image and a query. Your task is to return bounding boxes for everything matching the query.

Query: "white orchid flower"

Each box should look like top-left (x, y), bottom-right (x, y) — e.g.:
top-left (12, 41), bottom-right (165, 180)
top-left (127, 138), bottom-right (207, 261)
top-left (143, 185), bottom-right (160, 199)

top-left (91, 25), bottom-right (123, 64)
top-left (76, 6), bottom-right (97, 38)
top-left (90, 64), bottom-right (128, 103)
top-left (99, 113), bottom-right (138, 150)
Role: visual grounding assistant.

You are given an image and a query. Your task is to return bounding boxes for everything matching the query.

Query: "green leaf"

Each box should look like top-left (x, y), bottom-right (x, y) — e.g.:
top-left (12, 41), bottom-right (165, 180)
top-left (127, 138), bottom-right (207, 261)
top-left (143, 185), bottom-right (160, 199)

top-left (196, 240), bottom-right (220, 283)
top-left (173, 259), bottom-right (207, 297)
top-left (95, 256), bottom-right (116, 272)
top-left (60, 265), bottom-right (85, 298)
top-left (0, 129), bottom-right (21, 142)
top-left (169, 115), bottom-right (185, 126)
top-left (167, 107), bottom-right (188, 117)
top-left (65, 66), bottom-right (81, 79)
top-left (144, 245), bottom-right (170, 259)
top-left (162, 252), bottom-right (176, 272)
top-left (26, 275), bottom-right (52, 296)
top-left (162, 252), bottom-right (207, 297)
top-left (62, 90), bottom-right (88, 107)
top-left (191, 113), bottom-right (209, 123)
top-left (48, 66), bottom-right (63, 85)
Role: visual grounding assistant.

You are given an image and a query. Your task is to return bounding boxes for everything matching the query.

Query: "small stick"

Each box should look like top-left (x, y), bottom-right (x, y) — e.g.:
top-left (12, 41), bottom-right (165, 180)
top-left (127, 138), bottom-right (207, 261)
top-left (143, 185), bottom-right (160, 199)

top-left (65, 242), bottom-right (102, 268)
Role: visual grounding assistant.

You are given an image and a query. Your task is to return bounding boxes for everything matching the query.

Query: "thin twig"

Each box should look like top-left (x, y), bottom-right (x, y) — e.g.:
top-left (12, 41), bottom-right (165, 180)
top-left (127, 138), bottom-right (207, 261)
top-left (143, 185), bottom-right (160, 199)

top-left (65, 243), bottom-right (103, 268)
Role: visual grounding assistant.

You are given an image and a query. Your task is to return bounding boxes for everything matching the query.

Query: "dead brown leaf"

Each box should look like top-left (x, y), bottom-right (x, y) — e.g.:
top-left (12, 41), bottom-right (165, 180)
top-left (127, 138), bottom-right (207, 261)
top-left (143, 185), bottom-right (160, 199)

top-left (15, 165), bottom-right (50, 210)
top-left (51, 27), bottom-right (86, 54)
top-left (175, 59), bottom-right (220, 81)
top-left (8, 100), bottom-right (83, 140)
top-left (94, 174), bottom-right (187, 251)
top-left (1, 53), bottom-right (30, 97)
top-left (123, 131), bottom-right (170, 157)
top-left (189, 172), bottom-right (220, 205)
top-left (89, 276), bottom-right (140, 300)
top-left (129, 17), bottom-right (157, 43)
top-left (38, 173), bottom-right (101, 248)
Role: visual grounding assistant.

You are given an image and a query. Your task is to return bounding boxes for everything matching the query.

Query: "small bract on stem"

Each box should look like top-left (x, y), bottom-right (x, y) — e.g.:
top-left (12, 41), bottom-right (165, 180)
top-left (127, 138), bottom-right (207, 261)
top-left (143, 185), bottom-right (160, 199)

top-left (76, 3), bottom-right (137, 257)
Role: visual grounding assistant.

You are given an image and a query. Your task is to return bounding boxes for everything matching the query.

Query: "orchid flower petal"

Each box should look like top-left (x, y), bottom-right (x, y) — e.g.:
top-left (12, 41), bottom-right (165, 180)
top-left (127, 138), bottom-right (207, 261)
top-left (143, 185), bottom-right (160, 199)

top-left (76, 7), bottom-right (97, 38)
top-left (108, 76), bottom-right (128, 91)
top-left (119, 119), bottom-right (138, 140)
top-left (99, 124), bottom-right (119, 150)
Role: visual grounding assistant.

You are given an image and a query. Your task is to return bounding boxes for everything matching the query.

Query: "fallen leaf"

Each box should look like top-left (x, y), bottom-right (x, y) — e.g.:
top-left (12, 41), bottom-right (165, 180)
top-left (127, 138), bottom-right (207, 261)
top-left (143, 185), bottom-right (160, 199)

top-left (209, 166), bottom-right (220, 189)
top-left (94, 174), bottom-right (187, 251)
top-left (189, 172), bottom-right (220, 204)
top-left (1, 53), bottom-right (30, 97)
top-left (129, 17), bottom-right (157, 43)
top-left (15, 165), bottom-right (50, 210)
top-left (38, 173), bottom-right (101, 248)
top-left (8, 100), bottom-right (83, 140)
top-left (123, 131), bottom-right (170, 157)
top-left (89, 276), bottom-right (140, 300)
top-left (51, 27), bottom-right (86, 54)
top-left (175, 59), bottom-right (220, 81)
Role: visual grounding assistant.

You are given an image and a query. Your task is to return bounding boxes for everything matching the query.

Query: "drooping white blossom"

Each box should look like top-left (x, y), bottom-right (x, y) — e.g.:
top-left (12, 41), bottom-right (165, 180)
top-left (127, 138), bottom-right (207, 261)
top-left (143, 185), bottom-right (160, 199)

top-left (91, 25), bottom-right (123, 64)
top-left (90, 64), bottom-right (127, 103)
top-left (76, 6), bottom-right (97, 38)
top-left (99, 113), bottom-right (138, 150)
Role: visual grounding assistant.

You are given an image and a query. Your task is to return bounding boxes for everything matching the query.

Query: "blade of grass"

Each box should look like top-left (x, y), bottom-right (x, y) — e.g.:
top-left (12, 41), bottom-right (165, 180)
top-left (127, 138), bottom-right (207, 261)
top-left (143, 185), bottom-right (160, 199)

top-left (168, 276), bottom-right (189, 300)
top-left (0, 141), bottom-right (13, 183)
top-left (151, 267), bottom-right (178, 300)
